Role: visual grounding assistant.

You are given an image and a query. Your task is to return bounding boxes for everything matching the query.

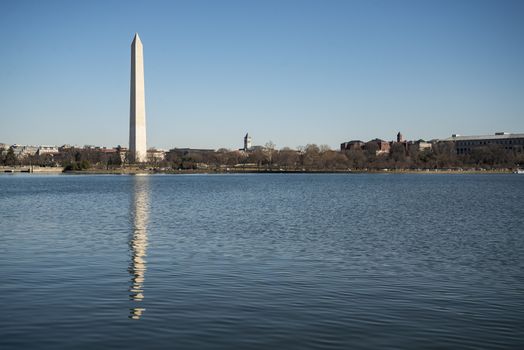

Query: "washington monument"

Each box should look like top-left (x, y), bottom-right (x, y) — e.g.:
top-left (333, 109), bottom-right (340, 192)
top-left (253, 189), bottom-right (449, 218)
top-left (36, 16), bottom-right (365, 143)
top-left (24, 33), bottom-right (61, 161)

top-left (129, 33), bottom-right (147, 163)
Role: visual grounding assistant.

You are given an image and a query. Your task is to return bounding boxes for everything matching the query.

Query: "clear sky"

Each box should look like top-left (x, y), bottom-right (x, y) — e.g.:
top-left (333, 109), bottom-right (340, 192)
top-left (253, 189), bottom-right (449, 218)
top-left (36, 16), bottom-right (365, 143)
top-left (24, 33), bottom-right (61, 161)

top-left (1, 0), bottom-right (523, 150)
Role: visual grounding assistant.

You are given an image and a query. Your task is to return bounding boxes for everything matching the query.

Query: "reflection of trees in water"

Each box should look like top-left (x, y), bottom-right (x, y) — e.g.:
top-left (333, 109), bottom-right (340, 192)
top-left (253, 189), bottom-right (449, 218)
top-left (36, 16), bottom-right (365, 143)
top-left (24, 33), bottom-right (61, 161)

top-left (129, 175), bottom-right (150, 320)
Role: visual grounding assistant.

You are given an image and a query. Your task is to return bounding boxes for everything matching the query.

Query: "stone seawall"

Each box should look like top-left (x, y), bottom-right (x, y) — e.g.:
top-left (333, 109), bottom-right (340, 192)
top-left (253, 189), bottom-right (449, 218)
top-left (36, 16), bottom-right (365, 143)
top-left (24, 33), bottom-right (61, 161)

top-left (1, 166), bottom-right (64, 173)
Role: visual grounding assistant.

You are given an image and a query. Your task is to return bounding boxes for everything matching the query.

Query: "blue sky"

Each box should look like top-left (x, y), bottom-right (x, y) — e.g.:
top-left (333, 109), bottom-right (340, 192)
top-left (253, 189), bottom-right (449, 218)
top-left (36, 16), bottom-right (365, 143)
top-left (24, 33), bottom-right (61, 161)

top-left (1, 0), bottom-right (523, 149)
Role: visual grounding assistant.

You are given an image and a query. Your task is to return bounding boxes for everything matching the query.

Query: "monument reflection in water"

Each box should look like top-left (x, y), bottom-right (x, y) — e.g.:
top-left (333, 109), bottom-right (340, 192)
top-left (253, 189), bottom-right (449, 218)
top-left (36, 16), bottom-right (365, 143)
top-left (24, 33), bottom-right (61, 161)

top-left (129, 175), bottom-right (150, 320)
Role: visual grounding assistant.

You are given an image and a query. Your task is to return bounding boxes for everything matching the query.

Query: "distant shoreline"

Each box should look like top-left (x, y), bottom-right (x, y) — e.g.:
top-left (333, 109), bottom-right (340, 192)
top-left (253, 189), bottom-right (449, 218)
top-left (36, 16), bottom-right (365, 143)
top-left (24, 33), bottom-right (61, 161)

top-left (1, 166), bottom-right (518, 175)
top-left (65, 169), bottom-right (517, 175)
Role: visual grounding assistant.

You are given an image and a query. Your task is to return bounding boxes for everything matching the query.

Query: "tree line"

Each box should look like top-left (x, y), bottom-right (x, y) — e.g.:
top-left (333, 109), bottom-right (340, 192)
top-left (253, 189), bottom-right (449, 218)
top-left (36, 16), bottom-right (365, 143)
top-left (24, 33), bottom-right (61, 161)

top-left (163, 143), bottom-right (523, 171)
top-left (1, 143), bottom-right (522, 171)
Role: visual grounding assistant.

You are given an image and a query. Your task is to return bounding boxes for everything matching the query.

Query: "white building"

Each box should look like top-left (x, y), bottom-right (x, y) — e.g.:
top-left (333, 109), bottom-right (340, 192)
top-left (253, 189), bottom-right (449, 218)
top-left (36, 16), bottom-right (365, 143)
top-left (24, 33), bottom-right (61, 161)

top-left (11, 145), bottom-right (38, 158)
top-left (147, 148), bottom-right (166, 162)
top-left (37, 146), bottom-right (59, 155)
top-left (442, 132), bottom-right (524, 155)
top-left (244, 133), bottom-right (252, 151)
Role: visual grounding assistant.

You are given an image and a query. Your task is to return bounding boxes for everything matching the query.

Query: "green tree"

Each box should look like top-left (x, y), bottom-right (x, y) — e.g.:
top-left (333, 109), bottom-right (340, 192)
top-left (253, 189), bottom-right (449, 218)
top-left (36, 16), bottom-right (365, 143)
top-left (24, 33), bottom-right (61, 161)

top-left (5, 148), bottom-right (17, 166)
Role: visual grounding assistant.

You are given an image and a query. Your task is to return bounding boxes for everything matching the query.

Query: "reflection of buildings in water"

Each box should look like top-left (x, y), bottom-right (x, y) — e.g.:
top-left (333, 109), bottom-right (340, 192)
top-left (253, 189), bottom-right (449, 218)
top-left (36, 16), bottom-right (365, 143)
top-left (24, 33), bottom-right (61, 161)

top-left (129, 175), bottom-right (150, 320)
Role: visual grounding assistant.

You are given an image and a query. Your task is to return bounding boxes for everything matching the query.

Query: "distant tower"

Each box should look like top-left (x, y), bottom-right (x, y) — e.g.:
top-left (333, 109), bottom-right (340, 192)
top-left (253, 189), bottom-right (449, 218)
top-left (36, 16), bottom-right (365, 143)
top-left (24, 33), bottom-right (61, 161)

top-left (129, 33), bottom-right (147, 163)
top-left (244, 133), bottom-right (252, 151)
top-left (397, 131), bottom-right (404, 143)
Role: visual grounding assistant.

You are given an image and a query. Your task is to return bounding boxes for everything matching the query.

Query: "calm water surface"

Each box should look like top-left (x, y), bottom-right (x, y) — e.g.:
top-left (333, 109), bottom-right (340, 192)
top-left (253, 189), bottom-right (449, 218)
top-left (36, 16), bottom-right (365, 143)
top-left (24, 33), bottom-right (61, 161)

top-left (1, 174), bottom-right (523, 349)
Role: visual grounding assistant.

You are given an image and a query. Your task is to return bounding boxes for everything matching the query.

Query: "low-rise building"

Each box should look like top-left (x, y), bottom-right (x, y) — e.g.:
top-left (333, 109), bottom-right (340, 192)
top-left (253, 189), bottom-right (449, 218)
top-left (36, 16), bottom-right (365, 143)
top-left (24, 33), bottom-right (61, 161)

top-left (116, 146), bottom-right (128, 163)
top-left (166, 148), bottom-right (215, 159)
top-left (37, 145), bottom-right (59, 155)
top-left (341, 132), bottom-right (431, 156)
top-left (442, 132), bottom-right (524, 155)
top-left (58, 145), bottom-right (76, 152)
top-left (99, 147), bottom-right (118, 155)
top-left (12, 145), bottom-right (38, 158)
top-left (340, 140), bottom-right (365, 151)
top-left (408, 140), bottom-right (432, 153)
top-left (147, 148), bottom-right (166, 162)
top-left (365, 138), bottom-right (391, 155)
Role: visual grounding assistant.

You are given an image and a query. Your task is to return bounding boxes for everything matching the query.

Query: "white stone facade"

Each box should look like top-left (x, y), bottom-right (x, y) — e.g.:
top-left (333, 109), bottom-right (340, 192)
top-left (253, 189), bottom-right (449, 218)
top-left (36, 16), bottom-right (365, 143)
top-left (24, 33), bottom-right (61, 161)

top-left (129, 33), bottom-right (147, 163)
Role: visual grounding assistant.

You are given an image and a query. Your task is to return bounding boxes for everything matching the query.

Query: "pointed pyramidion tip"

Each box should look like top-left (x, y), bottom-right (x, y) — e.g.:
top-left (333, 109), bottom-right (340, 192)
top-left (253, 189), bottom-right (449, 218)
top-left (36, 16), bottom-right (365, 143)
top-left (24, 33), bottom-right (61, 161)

top-left (132, 32), bottom-right (141, 43)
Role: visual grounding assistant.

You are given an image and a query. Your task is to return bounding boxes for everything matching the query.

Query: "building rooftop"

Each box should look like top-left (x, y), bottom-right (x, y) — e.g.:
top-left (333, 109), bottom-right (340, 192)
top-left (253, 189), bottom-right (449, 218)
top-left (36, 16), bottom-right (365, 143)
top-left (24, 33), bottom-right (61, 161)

top-left (368, 138), bottom-right (387, 143)
top-left (345, 140), bottom-right (364, 144)
top-left (170, 148), bottom-right (215, 152)
top-left (442, 133), bottom-right (524, 142)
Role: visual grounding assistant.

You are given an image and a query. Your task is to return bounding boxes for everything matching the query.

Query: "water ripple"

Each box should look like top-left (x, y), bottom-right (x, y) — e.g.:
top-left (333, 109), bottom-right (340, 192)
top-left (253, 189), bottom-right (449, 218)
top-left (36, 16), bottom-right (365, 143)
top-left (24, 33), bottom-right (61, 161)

top-left (0, 174), bottom-right (523, 349)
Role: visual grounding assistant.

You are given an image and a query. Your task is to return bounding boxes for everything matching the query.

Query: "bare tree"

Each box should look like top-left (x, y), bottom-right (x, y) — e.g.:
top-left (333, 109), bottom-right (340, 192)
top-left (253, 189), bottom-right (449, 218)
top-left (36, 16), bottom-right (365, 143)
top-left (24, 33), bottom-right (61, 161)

top-left (249, 149), bottom-right (266, 169)
top-left (276, 148), bottom-right (299, 169)
top-left (319, 144), bottom-right (332, 153)
top-left (345, 149), bottom-right (366, 169)
top-left (265, 141), bottom-right (276, 168)
top-left (303, 144), bottom-right (320, 169)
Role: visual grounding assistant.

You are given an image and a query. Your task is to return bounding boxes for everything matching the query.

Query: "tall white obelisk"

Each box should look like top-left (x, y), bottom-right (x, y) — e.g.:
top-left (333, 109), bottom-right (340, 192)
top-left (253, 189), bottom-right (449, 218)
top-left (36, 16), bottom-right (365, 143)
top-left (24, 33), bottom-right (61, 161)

top-left (129, 33), bottom-right (147, 163)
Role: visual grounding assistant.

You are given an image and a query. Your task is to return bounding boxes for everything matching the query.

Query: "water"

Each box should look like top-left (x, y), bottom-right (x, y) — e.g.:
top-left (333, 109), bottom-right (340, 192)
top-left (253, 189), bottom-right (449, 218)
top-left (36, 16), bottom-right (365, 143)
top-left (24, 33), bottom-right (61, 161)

top-left (1, 174), bottom-right (523, 349)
